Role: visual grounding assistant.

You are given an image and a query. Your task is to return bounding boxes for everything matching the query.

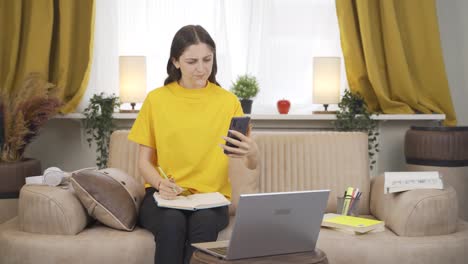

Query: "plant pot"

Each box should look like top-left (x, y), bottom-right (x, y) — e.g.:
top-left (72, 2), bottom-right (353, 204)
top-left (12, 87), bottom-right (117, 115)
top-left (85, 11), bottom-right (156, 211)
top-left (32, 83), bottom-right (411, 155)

top-left (405, 126), bottom-right (468, 221)
top-left (240, 99), bottom-right (253, 114)
top-left (0, 158), bottom-right (41, 199)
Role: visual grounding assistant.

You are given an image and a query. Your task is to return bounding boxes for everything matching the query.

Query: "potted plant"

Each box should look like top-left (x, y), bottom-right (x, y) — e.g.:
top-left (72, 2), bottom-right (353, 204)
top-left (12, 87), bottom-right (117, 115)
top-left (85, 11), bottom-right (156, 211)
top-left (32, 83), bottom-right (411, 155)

top-left (83, 93), bottom-right (120, 169)
top-left (230, 74), bottom-right (260, 114)
top-left (0, 73), bottom-right (62, 198)
top-left (333, 90), bottom-right (379, 170)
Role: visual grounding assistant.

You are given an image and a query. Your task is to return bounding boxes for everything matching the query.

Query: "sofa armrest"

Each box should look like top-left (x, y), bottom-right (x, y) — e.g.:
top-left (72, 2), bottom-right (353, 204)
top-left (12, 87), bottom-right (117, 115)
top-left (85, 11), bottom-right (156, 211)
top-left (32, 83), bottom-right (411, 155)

top-left (19, 185), bottom-right (90, 235)
top-left (370, 174), bottom-right (458, 237)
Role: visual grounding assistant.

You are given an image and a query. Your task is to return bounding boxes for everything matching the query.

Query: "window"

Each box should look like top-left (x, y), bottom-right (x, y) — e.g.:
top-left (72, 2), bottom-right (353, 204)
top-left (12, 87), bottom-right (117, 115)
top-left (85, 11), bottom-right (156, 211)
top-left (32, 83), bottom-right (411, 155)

top-left (81, 0), bottom-right (345, 113)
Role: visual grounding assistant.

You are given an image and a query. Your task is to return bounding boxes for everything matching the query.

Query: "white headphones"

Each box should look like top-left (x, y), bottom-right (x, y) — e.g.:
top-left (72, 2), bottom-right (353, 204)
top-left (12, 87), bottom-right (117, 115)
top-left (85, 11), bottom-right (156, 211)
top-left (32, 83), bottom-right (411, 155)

top-left (43, 167), bottom-right (97, 186)
top-left (43, 167), bottom-right (70, 186)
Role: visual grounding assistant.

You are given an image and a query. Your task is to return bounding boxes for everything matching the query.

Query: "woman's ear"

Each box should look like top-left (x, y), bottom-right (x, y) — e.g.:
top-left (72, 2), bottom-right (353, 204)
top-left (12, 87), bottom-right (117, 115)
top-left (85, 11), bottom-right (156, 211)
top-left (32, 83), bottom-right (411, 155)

top-left (172, 58), bottom-right (180, 69)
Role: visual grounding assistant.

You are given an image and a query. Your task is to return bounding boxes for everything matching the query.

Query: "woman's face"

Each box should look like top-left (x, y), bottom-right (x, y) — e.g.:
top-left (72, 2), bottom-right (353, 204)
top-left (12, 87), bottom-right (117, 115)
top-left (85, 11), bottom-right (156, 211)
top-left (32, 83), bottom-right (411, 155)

top-left (173, 43), bottom-right (214, 89)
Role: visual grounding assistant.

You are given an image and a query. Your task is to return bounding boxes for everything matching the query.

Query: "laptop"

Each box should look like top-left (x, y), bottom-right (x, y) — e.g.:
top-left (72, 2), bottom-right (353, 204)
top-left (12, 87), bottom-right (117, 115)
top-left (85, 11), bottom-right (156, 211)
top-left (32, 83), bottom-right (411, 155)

top-left (192, 190), bottom-right (330, 260)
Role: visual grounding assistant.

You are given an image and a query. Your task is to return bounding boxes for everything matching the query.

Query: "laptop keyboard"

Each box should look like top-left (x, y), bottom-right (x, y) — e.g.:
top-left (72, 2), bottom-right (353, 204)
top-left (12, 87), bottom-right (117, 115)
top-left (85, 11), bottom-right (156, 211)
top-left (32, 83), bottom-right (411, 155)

top-left (209, 247), bottom-right (228, 256)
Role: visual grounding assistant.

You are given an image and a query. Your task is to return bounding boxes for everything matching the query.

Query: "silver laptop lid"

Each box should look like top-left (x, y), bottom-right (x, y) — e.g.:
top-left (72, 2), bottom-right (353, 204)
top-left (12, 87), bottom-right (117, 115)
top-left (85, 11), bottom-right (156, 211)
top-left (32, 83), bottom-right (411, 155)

top-left (226, 190), bottom-right (330, 260)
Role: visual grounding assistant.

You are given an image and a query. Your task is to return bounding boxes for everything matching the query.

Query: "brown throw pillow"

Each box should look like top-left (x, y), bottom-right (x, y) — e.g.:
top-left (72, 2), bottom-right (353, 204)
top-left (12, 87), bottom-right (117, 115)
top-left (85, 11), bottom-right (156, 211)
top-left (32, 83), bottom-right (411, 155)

top-left (71, 168), bottom-right (145, 231)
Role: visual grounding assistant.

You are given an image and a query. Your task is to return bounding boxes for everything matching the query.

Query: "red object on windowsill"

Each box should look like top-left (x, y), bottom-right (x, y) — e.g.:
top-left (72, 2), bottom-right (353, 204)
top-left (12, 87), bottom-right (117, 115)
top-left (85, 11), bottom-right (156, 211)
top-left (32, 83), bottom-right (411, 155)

top-left (277, 99), bottom-right (291, 114)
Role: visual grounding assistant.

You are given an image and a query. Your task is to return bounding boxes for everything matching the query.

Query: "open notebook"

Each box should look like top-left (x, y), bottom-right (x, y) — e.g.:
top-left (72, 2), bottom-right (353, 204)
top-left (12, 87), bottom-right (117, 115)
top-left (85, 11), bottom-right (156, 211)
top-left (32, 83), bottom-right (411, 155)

top-left (153, 192), bottom-right (230, 211)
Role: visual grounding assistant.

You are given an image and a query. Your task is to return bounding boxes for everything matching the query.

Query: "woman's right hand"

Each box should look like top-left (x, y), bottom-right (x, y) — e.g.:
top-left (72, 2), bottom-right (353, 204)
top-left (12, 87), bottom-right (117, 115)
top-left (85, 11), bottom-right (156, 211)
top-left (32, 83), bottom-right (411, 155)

top-left (158, 178), bottom-right (182, 200)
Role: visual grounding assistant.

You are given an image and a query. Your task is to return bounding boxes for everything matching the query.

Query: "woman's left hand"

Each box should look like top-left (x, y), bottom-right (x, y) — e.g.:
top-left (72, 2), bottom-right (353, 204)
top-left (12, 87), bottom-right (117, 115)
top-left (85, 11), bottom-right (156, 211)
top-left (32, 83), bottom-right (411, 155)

top-left (220, 129), bottom-right (258, 159)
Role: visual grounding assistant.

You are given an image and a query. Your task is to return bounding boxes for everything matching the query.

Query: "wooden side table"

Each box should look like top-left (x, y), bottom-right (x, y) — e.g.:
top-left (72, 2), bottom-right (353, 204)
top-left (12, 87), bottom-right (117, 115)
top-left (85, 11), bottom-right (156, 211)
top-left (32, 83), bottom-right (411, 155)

top-left (190, 248), bottom-right (328, 264)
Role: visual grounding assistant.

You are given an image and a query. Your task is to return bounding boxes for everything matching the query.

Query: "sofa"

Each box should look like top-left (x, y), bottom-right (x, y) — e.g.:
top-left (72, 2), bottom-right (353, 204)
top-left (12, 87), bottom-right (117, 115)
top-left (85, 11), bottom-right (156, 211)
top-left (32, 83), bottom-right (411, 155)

top-left (1, 130), bottom-right (468, 264)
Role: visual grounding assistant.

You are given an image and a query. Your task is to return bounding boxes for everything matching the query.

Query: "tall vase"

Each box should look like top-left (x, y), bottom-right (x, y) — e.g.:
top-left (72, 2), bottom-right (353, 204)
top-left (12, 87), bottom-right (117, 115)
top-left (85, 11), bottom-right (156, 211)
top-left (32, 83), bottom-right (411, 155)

top-left (0, 158), bottom-right (41, 199)
top-left (240, 99), bottom-right (253, 114)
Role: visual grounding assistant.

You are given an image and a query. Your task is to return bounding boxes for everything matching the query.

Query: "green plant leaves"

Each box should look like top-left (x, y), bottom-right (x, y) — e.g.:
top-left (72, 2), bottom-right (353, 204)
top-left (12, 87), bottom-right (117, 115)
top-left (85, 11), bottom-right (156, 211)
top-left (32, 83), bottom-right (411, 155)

top-left (333, 90), bottom-right (379, 170)
top-left (230, 74), bottom-right (259, 99)
top-left (83, 93), bottom-right (120, 169)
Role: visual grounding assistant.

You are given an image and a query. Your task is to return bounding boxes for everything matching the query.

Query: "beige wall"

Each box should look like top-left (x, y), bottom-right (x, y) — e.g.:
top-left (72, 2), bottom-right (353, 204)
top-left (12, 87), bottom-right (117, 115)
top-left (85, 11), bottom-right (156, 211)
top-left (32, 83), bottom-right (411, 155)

top-left (25, 119), bottom-right (97, 171)
top-left (437, 0), bottom-right (468, 125)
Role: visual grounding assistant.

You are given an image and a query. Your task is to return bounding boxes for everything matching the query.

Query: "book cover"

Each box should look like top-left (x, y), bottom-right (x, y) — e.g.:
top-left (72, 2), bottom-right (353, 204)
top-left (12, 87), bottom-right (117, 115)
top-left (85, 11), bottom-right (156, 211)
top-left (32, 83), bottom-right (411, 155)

top-left (384, 171), bottom-right (443, 194)
top-left (153, 192), bottom-right (231, 211)
top-left (321, 213), bottom-right (385, 234)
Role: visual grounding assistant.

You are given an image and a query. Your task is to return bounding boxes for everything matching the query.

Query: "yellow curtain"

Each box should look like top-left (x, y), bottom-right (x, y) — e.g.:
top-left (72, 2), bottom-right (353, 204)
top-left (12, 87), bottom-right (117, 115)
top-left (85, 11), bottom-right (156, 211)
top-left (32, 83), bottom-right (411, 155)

top-left (0, 0), bottom-right (94, 113)
top-left (336, 0), bottom-right (456, 125)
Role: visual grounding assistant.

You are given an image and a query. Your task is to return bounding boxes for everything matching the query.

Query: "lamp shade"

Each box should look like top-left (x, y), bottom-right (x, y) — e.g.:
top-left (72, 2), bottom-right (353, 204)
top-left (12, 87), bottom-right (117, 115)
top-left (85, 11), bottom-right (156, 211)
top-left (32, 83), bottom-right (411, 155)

top-left (313, 57), bottom-right (341, 105)
top-left (119, 56), bottom-right (147, 103)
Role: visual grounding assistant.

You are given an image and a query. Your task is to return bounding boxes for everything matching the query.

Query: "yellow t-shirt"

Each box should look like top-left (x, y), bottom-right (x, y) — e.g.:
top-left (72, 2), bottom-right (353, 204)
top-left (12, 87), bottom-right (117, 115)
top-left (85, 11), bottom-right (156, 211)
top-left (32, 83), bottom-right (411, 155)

top-left (128, 81), bottom-right (243, 199)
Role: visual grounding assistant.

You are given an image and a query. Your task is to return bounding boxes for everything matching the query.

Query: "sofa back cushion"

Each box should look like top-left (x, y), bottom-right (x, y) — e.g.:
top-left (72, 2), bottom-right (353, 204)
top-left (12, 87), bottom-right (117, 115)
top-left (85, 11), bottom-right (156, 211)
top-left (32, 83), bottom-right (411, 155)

top-left (108, 131), bottom-right (145, 185)
top-left (228, 157), bottom-right (260, 215)
top-left (253, 132), bottom-right (370, 214)
top-left (108, 130), bottom-right (370, 214)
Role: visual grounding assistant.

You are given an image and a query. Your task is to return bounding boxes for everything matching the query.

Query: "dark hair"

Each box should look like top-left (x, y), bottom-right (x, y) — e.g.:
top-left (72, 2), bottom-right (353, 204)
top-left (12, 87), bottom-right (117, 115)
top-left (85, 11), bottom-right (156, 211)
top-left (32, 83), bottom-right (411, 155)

top-left (164, 25), bottom-right (219, 86)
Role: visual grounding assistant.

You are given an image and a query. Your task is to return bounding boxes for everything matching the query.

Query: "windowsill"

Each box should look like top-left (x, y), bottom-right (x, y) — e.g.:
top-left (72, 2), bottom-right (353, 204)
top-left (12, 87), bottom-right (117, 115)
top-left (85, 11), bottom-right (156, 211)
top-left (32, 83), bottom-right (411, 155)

top-left (55, 113), bottom-right (446, 121)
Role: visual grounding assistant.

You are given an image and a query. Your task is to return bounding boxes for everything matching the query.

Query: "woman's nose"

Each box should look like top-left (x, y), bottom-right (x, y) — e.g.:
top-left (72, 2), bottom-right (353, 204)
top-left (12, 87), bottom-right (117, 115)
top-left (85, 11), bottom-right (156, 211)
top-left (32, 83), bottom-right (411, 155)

top-left (195, 62), bottom-right (204, 72)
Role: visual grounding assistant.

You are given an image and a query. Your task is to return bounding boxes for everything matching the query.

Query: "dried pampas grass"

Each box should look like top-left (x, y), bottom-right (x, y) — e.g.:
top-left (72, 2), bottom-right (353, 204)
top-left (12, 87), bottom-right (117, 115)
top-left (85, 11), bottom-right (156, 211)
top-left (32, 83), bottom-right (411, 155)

top-left (0, 73), bottom-right (63, 162)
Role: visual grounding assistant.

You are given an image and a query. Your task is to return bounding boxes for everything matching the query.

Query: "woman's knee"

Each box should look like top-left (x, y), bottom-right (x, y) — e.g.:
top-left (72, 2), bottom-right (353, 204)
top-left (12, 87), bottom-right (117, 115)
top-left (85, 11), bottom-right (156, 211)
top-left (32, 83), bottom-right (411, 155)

top-left (140, 207), bottom-right (187, 236)
top-left (160, 209), bottom-right (187, 232)
top-left (189, 207), bottom-right (229, 232)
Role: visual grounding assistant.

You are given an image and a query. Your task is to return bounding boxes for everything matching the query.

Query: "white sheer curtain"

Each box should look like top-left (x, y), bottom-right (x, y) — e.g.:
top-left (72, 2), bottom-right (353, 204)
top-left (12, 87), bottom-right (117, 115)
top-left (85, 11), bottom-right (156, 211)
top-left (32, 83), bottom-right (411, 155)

top-left (117, 0), bottom-right (238, 91)
top-left (247, 0), bottom-right (346, 113)
top-left (79, 0), bottom-right (345, 113)
top-left (76, 0), bottom-right (119, 112)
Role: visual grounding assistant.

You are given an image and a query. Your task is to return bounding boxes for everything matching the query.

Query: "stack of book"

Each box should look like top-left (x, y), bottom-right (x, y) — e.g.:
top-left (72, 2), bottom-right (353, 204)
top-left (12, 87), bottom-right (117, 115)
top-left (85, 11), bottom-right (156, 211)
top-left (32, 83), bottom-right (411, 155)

top-left (384, 171), bottom-right (444, 194)
top-left (321, 213), bottom-right (385, 234)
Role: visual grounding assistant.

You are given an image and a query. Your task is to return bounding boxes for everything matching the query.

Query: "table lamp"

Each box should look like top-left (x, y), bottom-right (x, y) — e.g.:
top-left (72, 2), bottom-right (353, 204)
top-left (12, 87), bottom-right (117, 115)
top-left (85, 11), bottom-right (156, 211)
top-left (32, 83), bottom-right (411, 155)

top-left (119, 56), bottom-right (147, 113)
top-left (313, 57), bottom-right (341, 114)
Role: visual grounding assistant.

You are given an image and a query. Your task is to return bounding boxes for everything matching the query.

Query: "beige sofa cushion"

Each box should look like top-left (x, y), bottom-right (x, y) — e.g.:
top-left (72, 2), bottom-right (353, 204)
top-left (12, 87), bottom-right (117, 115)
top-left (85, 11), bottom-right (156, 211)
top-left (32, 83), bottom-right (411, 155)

top-left (108, 131), bottom-right (145, 185)
top-left (370, 174), bottom-right (458, 236)
top-left (71, 168), bottom-right (145, 231)
top-left (0, 218), bottom-right (155, 264)
top-left (228, 157), bottom-right (260, 215)
top-left (18, 185), bottom-right (89, 235)
top-left (0, 199), bottom-right (18, 224)
top-left (253, 131), bottom-right (370, 214)
top-left (317, 220), bottom-right (468, 264)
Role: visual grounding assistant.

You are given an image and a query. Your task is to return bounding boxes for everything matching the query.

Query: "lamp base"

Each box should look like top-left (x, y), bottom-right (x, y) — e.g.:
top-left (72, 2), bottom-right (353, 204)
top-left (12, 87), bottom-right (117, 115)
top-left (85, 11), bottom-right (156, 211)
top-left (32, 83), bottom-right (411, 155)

top-left (313, 104), bottom-right (337, 114)
top-left (120, 102), bottom-right (139, 113)
top-left (312, 110), bottom-right (338, 114)
top-left (119, 109), bottom-right (139, 113)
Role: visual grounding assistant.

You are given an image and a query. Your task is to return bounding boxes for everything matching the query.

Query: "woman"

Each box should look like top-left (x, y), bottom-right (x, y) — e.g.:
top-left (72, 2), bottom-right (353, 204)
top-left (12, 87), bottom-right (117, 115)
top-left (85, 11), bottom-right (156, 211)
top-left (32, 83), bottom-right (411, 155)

top-left (128, 25), bottom-right (259, 264)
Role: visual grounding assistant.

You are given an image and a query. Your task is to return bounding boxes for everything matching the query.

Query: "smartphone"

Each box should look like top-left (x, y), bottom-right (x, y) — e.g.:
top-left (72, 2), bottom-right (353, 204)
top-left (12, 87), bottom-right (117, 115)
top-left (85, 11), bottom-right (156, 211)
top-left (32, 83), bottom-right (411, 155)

top-left (224, 116), bottom-right (251, 154)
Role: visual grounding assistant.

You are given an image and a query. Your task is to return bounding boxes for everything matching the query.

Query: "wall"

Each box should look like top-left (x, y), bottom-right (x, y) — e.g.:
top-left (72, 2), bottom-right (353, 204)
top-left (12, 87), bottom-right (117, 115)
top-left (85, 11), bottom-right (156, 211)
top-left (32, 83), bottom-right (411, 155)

top-left (26, 119), bottom-right (97, 171)
top-left (437, 0), bottom-right (468, 125)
